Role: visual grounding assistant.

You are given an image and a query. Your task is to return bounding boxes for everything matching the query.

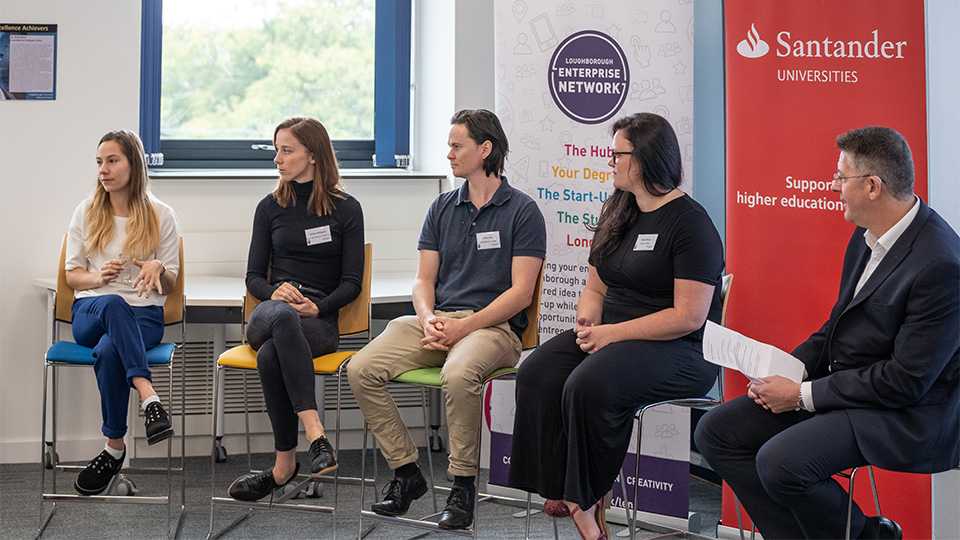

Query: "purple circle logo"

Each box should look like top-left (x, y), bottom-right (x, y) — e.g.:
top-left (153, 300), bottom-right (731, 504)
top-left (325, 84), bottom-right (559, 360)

top-left (548, 30), bottom-right (630, 124)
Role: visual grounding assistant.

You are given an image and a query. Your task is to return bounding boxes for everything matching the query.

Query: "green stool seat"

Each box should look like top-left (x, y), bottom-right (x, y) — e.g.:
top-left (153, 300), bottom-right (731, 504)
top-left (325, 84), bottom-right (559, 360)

top-left (391, 366), bottom-right (518, 386)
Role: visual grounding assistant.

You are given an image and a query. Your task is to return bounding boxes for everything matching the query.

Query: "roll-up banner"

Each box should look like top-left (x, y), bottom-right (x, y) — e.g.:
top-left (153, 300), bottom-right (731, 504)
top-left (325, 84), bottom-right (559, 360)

top-left (490, 0), bottom-right (696, 524)
top-left (724, 0), bottom-right (929, 536)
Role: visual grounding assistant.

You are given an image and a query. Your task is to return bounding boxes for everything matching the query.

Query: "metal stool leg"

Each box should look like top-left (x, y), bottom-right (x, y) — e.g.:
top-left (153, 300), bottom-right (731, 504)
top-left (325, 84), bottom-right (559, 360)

top-left (844, 466), bottom-right (880, 540)
top-left (358, 421), bottom-right (381, 540)
top-left (734, 494), bottom-right (756, 540)
top-left (420, 387), bottom-right (439, 513)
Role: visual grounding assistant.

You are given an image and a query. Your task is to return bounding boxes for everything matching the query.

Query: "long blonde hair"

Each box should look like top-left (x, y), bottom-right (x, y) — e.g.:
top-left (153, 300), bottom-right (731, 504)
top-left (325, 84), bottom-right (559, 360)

top-left (84, 130), bottom-right (160, 259)
top-left (272, 117), bottom-right (345, 216)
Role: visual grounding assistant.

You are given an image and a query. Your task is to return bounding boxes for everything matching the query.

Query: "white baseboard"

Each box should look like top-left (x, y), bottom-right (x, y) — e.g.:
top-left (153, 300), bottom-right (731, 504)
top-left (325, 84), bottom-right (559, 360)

top-left (718, 523), bottom-right (763, 540)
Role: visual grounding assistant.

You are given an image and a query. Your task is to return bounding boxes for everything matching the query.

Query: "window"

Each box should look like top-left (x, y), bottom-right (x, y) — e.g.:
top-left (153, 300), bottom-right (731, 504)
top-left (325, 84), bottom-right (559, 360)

top-left (140, 0), bottom-right (410, 169)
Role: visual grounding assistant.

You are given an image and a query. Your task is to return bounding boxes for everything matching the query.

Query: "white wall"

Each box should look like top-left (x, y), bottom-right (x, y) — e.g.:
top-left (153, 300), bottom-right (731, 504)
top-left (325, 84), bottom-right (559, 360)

top-left (926, 0), bottom-right (960, 231)
top-left (0, 0), bottom-right (497, 464)
top-left (0, 0), bottom-right (143, 463)
top-left (1, 0), bottom-right (957, 465)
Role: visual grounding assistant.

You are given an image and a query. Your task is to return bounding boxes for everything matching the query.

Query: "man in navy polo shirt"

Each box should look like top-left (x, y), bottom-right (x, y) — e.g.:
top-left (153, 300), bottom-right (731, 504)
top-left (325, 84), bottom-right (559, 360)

top-left (349, 109), bottom-right (546, 529)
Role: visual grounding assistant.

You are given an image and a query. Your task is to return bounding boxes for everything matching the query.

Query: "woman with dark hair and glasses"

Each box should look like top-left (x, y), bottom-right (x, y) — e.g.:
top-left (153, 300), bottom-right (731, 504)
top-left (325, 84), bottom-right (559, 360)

top-left (227, 117), bottom-right (364, 502)
top-left (508, 113), bottom-right (724, 540)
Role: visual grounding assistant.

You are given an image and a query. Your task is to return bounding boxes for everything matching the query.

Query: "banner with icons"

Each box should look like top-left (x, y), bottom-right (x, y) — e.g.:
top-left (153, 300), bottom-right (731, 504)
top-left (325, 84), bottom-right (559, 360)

top-left (487, 0), bottom-right (697, 525)
top-left (723, 0), bottom-right (929, 536)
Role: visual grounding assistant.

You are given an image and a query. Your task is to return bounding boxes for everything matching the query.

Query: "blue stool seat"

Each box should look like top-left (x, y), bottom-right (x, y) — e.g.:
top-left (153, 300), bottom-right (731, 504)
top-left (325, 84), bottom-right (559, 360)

top-left (45, 341), bottom-right (176, 366)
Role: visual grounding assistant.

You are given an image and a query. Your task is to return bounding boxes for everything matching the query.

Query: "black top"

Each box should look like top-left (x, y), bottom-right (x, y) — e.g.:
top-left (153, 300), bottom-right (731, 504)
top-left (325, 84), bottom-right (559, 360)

top-left (246, 181), bottom-right (365, 318)
top-left (596, 194), bottom-right (724, 340)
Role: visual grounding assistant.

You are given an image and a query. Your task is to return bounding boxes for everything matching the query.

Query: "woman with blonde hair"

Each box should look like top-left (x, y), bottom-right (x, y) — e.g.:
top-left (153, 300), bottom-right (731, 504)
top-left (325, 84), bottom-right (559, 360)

top-left (65, 129), bottom-right (181, 495)
top-left (227, 117), bottom-right (365, 502)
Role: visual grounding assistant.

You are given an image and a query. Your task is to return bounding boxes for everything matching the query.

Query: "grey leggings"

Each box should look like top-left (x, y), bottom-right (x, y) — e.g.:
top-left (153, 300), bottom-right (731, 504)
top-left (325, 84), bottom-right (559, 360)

top-left (246, 300), bottom-right (339, 451)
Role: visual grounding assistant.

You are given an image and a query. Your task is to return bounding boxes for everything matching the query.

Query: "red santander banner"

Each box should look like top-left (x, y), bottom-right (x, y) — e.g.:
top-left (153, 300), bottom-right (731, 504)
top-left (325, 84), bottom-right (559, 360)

top-left (723, 0), bottom-right (928, 536)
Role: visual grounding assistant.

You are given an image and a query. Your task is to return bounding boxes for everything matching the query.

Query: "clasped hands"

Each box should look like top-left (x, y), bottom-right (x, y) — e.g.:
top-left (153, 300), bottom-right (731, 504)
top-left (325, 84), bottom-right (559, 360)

top-left (746, 375), bottom-right (801, 414)
top-left (420, 315), bottom-right (472, 351)
top-left (100, 258), bottom-right (166, 298)
top-left (271, 282), bottom-right (319, 317)
top-left (574, 317), bottom-right (613, 354)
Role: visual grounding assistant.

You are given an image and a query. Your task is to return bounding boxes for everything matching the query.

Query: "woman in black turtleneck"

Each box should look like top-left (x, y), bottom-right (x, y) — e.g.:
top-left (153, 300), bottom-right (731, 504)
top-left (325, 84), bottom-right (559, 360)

top-left (228, 117), bottom-right (364, 502)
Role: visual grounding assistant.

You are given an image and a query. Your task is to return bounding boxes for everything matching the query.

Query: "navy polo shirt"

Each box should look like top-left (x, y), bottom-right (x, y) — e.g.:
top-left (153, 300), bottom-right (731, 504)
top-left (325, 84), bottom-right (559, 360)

top-left (418, 176), bottom-right (546, 333)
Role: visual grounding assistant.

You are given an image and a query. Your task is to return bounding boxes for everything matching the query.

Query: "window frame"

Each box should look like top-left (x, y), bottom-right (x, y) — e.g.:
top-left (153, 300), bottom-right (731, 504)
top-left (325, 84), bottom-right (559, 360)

top-left (139, 0), bottom-right (411, 170)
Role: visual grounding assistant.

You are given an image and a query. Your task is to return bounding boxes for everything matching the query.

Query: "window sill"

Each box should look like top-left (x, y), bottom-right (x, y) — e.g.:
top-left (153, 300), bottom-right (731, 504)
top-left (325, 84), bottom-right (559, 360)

top-left (149, 168), bottom-right (447, 181)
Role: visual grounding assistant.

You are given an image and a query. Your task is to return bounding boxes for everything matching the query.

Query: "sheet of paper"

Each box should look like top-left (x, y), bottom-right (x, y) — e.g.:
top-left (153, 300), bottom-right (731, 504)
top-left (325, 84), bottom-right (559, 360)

top-left (702, 321), bottom-right (805, 383)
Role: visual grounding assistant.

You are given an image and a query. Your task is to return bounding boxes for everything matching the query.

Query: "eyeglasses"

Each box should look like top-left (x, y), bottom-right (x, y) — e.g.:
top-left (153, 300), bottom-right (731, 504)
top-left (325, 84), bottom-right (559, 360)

top-left (611, 151), bottom-right (632, 164)
top-left (832, 173), bottom-right (883, 186)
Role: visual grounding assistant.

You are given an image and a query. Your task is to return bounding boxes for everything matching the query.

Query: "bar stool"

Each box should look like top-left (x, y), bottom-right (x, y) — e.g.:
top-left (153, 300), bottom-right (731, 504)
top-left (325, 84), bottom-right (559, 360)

top-left (358, 262), bottom-right (544, 539)
top-left (39, 236), bottom-right (186, 539)
top-left (618, 274), bottom-right (733, 539)
top-left (207, 243), bottom-right (372, 540)
top-left (731, 466), bottom-right (881, 540)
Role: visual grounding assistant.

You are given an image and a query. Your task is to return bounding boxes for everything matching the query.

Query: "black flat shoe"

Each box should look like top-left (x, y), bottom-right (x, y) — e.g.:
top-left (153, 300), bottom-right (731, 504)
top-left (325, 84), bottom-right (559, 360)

top-left (308, 435), bottom-right (338, 476)
top-left (144, 402), bottom-right (173, 445)
top-left (74, 449), bottom-right (125, 496)
top-left (228, 462), bottom-right (300, 502)
top-left (370, 466), bottom-right (428, 516)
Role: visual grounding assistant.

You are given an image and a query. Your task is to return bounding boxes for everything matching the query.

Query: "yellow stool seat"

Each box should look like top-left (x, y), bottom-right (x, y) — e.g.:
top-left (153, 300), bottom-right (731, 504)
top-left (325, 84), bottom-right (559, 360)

top-left (218, 345), bottom-right (356, 374)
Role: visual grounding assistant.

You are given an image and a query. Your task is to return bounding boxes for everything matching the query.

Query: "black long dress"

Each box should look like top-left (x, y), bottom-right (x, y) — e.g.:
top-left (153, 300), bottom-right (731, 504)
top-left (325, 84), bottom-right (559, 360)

top-left (507, 194), bottom-right (724, 509)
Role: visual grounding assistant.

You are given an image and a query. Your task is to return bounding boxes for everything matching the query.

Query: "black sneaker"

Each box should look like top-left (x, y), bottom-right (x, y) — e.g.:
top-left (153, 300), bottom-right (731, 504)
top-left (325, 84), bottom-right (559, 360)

top-left (144, 401), bottom-right (173, 445)
top-left (438, 483), bottom-right (476, 529)
top-left (370, 466), bottom-right (428, 516)
top-left (74, 449), bottom-right (124, 496)
top-left (307, 435), bottom-right (338, 476)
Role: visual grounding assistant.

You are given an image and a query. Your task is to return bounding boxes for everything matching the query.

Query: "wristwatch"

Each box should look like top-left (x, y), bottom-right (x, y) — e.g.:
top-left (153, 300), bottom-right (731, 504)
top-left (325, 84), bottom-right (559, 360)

top-left (797, 390), bottom-right (805, 412)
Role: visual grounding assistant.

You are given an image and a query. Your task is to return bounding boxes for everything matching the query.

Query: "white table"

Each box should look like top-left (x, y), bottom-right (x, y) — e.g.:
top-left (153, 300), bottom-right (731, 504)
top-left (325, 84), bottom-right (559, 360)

top-left (34, 272), bottom-right (414, 343)
top-left (187, 273), bottom-right (417, 306)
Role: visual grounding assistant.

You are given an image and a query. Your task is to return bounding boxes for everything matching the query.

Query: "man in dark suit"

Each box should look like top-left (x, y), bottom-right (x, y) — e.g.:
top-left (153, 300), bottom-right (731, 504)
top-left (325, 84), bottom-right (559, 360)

top-left (695, 126), bottom-right (959, 539)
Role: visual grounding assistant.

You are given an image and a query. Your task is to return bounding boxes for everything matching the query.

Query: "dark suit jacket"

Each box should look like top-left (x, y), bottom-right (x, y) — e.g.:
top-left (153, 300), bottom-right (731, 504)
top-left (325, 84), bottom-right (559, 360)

top-left (791, 199), bottom-right (960, 474)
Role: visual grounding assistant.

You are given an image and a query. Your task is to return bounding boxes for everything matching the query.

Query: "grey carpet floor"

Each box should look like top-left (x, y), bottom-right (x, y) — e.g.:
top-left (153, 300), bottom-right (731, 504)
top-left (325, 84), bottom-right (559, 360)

top-left (3, 449), bottom-right (720, 539)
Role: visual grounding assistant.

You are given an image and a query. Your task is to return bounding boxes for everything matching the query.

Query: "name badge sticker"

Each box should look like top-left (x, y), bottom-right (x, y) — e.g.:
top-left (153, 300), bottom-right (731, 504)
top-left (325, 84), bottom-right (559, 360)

top-left (634, 233), bottom-right (658, 251)
top-left (305, 225), bottom-right (332, 246)
top-left (476, 231), bottom-right (501, 250)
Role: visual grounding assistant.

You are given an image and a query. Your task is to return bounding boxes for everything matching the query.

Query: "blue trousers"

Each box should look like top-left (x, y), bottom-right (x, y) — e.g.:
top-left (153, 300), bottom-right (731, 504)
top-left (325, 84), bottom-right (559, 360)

top-left (694, 394), bottom-right (870, 539)
top-left (246, 300), bottom-right (338, 451)
top-left (72, 295), bottom-right (164, 439)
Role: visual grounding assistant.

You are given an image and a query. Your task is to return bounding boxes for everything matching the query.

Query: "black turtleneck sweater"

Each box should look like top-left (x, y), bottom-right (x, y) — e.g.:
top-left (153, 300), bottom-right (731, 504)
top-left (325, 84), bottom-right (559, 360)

top-left (245, 181), bottom-right (365, 318)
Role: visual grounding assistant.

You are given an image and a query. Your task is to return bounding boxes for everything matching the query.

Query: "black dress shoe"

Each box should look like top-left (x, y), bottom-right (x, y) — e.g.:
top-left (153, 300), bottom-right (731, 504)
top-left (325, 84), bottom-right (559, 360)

top-left (308, 435), bottom-right (338, 475)
top-left (370, 466), bottom-right (428, 516)
top-left (228, 462), bottom-right (300, 502)
top-left (438, 483), bottom-right (476, 530)
top-left (874, 517), bottom-right (903, 540)
top-left (859, 516), bottom-right (903, 540)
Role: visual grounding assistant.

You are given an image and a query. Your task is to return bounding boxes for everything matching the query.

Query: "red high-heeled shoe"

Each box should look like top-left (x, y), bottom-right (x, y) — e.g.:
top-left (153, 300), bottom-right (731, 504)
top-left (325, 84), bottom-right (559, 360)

top-left (595, 503), bottom-right (609, 538)
top-left (569, 503), bottom-right (608, 540)
top-left (543, 499), bottom-right (571, 518)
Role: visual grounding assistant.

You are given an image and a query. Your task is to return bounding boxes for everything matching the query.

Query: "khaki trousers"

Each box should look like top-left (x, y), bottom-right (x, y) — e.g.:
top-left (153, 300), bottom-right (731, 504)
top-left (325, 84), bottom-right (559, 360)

top-left (347, 310), bottom-right (521, 476)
